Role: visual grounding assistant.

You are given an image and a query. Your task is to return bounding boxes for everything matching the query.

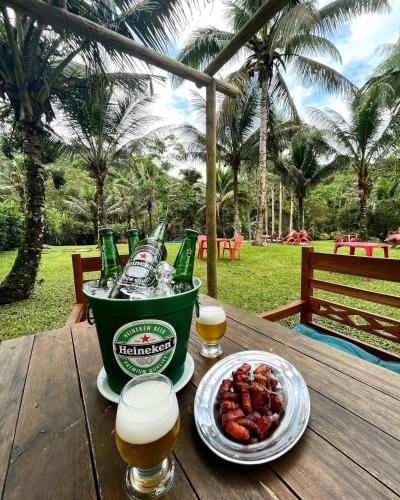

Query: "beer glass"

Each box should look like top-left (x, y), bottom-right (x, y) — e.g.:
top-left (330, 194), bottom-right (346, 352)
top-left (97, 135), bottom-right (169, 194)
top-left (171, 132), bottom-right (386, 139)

top-left (196, 305), bottom-right (227, 358)
top-left (115, 374), bottom-right (180, 499)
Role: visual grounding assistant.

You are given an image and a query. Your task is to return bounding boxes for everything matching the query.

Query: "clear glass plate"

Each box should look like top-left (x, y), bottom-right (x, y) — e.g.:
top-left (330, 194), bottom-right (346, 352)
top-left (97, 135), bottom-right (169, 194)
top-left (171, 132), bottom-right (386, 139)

top-left (194, 350), bottom-right (310, 465)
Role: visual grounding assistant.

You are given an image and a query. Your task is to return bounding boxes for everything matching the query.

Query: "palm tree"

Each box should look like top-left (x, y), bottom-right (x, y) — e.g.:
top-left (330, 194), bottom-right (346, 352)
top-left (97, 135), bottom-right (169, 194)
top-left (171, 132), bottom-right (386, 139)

top-left (309, 84), bottom-right (400, 239)
top-left (59, 69), bottom-right (158, 235)
top-left (367, 37), bottom-right (400, 96)
top-left (130, 154), bottom-right (171, 233)
top-left (175, 0), bottom-right (388, 244)
top-left (181, 86), bottom-right (259, 234)
top-left (0, 0), bottom-right (194, 303)
top-left (274, 129), bottom-right (337, 229)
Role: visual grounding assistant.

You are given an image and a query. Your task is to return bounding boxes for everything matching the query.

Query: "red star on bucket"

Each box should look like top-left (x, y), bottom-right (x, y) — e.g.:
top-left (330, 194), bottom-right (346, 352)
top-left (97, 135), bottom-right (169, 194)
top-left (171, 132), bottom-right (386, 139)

top-left (141, 334), bottom-right (151, 343)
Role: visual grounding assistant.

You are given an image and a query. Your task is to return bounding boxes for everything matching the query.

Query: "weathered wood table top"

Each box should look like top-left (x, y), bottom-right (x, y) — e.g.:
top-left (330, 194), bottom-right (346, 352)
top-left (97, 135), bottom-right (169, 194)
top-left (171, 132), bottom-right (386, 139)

top-left (1, 296), bottom-right (400, 500)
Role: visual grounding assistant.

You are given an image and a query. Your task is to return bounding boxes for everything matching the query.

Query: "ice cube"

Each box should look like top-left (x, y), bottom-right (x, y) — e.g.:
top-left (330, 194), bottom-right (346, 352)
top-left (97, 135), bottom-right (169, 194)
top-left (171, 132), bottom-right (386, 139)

top-left (156, 261), bottom-right (176, 283)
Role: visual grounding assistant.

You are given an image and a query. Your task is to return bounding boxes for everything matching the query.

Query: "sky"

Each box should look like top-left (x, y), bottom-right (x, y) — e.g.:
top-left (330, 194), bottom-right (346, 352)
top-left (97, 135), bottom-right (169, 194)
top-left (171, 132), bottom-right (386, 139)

top-left (149, 0), bottom-right (400, 134)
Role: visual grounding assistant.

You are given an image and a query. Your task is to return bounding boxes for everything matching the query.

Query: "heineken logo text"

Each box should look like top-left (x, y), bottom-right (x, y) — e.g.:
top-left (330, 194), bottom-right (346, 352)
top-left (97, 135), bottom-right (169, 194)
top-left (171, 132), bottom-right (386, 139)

top-left (115, 337), bottom-right (175, 357)
top-left (113, 319), bottom-right (177, 377)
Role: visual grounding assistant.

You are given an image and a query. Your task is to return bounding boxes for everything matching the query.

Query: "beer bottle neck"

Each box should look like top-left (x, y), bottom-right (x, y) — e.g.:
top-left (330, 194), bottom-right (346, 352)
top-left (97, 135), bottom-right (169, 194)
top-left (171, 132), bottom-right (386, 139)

top-left (149, 220), bottom-right (168, 243)
top-left (127, 231), bottom-right (139, 255)
top-left (174, 233), bottom-right (197, 282)
top-left (100, 234), bottom-right (122, 278)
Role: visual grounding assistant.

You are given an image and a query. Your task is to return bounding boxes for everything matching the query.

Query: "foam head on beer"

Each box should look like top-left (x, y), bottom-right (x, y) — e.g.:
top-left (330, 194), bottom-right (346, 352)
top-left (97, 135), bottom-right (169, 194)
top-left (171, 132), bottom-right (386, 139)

top-left (196, 305), bottom-right (227, 344)
top-left (116, 377), bottom-right (179, 470)
top-left (197, 305), bottom-right (226, 326)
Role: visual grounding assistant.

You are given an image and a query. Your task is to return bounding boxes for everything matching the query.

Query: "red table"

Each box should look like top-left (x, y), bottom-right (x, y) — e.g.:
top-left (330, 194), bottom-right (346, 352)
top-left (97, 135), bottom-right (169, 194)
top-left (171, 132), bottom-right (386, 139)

top-left (199, 237), bottom-right (230, 260)
top-left (333, 241), bottom-right (389, 257)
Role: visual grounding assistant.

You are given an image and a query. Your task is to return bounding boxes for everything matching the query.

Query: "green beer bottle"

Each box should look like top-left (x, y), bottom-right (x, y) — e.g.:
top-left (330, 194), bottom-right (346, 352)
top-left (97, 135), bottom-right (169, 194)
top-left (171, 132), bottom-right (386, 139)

top-left (109, 219), bottom-right (168, 298)
top-left (173, 229), bottom-right (199, 294)
top-left (99, 228), bottom-right (123, 288)
top-left (127, 228), bottom-right (140, 256)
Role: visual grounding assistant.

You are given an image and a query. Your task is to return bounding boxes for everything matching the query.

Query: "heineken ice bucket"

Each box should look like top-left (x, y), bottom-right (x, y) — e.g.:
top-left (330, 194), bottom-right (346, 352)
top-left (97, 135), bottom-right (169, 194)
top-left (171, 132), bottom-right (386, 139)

top-left (84, 278), bottom-right (201, 395)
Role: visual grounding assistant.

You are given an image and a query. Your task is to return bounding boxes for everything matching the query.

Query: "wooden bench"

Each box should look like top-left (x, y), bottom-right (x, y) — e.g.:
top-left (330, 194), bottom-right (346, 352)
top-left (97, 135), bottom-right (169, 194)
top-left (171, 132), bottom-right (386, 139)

top-left (259, 247), bottom-right (400, 363)
top-left (66, 253), bottom-right (129, 326)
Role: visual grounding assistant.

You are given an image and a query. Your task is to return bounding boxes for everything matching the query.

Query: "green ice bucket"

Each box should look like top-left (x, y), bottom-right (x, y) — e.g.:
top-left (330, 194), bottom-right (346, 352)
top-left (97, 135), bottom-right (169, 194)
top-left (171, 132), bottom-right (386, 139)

top-left (84, 278), bottom-right (201, 394)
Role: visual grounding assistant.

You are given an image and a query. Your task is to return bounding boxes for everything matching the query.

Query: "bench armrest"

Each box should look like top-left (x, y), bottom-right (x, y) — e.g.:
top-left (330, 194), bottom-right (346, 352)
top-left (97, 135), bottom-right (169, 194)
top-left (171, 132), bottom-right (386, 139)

top-left (65, 303), bottom-right (86, 326)
top-left (258, 300), bottom-right (308, 321)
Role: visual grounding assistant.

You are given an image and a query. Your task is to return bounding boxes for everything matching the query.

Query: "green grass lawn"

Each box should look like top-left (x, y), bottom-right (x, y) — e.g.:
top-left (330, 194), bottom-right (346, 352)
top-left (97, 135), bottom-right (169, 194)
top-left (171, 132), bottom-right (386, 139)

top-left (1, 241), bottom-right (400, 353)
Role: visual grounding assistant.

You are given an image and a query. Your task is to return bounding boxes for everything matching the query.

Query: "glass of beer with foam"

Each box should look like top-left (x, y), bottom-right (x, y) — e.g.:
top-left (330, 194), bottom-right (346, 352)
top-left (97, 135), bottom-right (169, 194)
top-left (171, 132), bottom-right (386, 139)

top-left (115, 373), bottom-right (180, 499)
top-left (196, 305), bottom-right (227, 358)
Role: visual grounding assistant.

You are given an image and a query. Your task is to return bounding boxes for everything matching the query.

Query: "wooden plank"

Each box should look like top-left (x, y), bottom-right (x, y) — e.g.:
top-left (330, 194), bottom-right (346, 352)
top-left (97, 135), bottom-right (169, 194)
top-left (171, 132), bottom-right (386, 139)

top-left (72, 253), bottom-right (84, 303)
top-left (0, 336), bottom-right (34, 498)
top-left (78, 254), bottom-right (129, 273)
top-left (203, 0), bottom-right (291, 75)
top-left (65, 303), bottom-right (86, 326)
top-left (71, 322), bottom-right (198, 500)
top-left (258, 299), bottom-right (307, 321)
top-left (309, 297), bottom-right (400, 342)
top-left (300, 246), bottom-right (313, 323)
top-left (206, 80), bottom-right (217, 298)
top-left (188, 337), bottom-right (399, 498)
top-left (310, 278), bottom-right (400, 308)
top-left (2, 327), bottom-right (97, 500)
top-left (201, 296), bottom-right (400, 401)
top-left (310, 252), bottom-right (400, 282)
top-left (3, 0), bottom-right (239, 98)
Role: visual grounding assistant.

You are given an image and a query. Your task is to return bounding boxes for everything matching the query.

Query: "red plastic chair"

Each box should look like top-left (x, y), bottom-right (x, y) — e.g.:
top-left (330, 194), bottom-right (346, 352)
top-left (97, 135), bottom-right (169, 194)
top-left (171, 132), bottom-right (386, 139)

top-left (386, 228), bottom-right (400, 248)
top-left (336, 233), bottom-right (344, 242)
top-left (284, 230), bottom-right (298, 244)
top-left (223, 235), bottom-right (244, 262)
top-left (197, 235), bottom-right (207, 260)
top-left (349, 232), bottom-right (358, 242)
top-left (298, 229), bottom-right (312, 245)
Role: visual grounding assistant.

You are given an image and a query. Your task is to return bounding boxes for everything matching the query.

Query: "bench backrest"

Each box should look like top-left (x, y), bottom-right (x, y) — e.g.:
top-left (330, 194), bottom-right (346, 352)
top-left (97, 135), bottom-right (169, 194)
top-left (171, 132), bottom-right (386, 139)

top-left (301, 247), bottom-right (400, 347)
top-left (71, 253), bottom-right (129, 304)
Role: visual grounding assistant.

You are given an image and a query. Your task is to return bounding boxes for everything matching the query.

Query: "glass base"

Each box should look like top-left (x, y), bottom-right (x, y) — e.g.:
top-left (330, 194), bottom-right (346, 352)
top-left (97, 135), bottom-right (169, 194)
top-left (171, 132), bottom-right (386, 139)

top-left (125, 455), bottom-right (175, 499)
top-left (200, 342), bottom-right (223, 358)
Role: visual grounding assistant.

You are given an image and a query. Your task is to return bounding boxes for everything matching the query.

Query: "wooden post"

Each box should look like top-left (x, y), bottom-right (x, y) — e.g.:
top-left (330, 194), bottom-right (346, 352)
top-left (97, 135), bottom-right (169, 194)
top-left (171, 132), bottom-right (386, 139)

top-left (206, 80), bottom-right (217, 298)
top-left (300, 246), bottom-right (314, 324)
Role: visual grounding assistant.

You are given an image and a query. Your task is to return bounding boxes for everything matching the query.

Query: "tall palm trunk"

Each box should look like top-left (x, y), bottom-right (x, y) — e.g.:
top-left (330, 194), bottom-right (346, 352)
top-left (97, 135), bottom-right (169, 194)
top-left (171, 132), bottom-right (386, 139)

top-left (271, 185), bottom-right (275, 234)
top-left (95, 168), bottom-right (106, 237)
top-left (278, 182), bottom-right (283, 236)
top-left (358, 181), bottom-right (369, 240)
top-left (264, 193), bottom-right (269, 235)
top-left (253, 70), bottom-right (268, 245)
top-left (232, 162), bottom-right (241, 235)
top-left (289, 191), bottom-right (294, 232)
top-left (358, 163), bottom-right (370, 240)
top-left (298, 197), bottom-right (304, 229)
top-left (0, 120), bottom-right (45, 304)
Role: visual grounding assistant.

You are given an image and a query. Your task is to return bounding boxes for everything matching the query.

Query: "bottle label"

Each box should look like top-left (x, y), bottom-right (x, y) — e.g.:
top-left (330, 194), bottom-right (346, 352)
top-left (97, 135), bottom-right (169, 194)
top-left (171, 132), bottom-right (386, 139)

top-left (113, 319), bottom-right (177, 377)
top-left (119, 245), bottom-right (161, 287)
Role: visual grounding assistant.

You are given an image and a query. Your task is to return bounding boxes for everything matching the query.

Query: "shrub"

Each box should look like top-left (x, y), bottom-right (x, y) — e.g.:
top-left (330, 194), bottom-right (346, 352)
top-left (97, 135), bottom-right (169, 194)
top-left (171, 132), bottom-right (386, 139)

top-left (0, 199), bottom-right (23, 250)
top-left (368, 199), bottom-right (400, 241)
top-left (45, 209), bottom-right (94, 245)
top-left (319, 232), bottom-right (331, 241)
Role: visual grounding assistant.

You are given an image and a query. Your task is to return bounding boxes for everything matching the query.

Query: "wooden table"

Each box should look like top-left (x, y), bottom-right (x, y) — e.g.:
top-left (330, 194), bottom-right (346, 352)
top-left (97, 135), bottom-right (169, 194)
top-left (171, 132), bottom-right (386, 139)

top-left (1, 298), bottom-right (400, 499)
top-left (334, 241), bottom-right (390, 257)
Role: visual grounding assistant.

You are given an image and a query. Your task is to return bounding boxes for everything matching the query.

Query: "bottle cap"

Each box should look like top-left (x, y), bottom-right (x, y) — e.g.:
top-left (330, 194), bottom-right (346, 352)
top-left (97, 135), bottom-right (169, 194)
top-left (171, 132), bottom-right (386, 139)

top-left (127, 228), bottom-right (138, 235)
